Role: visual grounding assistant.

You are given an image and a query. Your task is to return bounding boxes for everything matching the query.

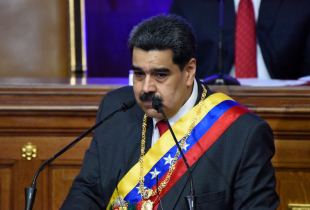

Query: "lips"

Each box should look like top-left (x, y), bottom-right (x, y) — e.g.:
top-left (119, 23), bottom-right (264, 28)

top-left (142, 100), bottom-right (153, 106)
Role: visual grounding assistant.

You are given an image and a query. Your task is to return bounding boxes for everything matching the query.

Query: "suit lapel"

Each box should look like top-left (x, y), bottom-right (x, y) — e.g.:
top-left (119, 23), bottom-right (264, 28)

top-left (145, 116), bottom-right (153, 153)
top-left (124, 106), bottom-right (142, 171)
top-left (125, 105), bottom-right (153, 172)
top-left (223, 0), bottom-right (236, 74)
top-left (257, 0), bottom-right (283, 76)
top-left (257, 0), bottom-right (283, 33)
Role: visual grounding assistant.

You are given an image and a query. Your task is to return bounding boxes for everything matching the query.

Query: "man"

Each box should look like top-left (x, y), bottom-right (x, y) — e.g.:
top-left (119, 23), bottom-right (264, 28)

top-left (170, 0), bottom-right (310, 80)
top-left (61, 14), bottom-right (279, 210)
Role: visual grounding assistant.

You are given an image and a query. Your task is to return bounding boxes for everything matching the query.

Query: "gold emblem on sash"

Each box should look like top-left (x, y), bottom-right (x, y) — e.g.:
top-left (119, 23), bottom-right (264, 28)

top-left (141, 200), bottom-right (153, 210)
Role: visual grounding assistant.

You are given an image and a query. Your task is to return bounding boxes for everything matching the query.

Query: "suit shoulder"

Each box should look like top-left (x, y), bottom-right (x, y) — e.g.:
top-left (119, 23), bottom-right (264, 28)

top-left (105, 86), bottom-right (134, 100)
top-left (234, 112), bottom-right (272, 135)
top-left (101, 86), bottom-right (134, 105)
top-left (97, 86), bottom-right (135, 114)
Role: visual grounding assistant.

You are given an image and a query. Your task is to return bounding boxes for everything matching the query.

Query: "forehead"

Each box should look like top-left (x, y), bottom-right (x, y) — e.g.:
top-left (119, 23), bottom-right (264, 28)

top-left (132, 47), bottom-right (174, 69)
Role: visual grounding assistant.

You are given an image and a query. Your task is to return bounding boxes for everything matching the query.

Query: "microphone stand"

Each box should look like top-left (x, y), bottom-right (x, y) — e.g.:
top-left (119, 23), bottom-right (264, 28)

top-left (203, 0), bottom-right (240, 85)
top-left (153, 101), bottom-right (196, 210)
top-left (25, 99), bottom-right (136, 210)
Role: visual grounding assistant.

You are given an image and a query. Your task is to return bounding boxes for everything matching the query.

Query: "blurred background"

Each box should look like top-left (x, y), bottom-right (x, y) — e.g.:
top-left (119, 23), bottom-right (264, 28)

top-left (0, 0), bottom-right (173, 78)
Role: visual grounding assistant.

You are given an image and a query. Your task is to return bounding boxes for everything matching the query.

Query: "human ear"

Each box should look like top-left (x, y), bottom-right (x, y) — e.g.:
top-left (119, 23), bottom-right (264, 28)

top-left (185, 58), bottom-right (196, 86)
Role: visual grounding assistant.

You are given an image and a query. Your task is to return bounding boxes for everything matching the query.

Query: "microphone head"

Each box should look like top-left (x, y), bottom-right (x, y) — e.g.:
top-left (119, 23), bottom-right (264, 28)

top-left (123, 98), bottom-right (136, 111)
top-left (152, 99), bottom-right (162, 113)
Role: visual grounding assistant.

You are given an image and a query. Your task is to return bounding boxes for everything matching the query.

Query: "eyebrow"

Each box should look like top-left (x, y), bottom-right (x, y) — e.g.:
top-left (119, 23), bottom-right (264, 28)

top-left (153, 67), bottom-right (170, 73)
top-left (131, 65), bottom-right (142, 71)
top-left (131, 65), bottom-right (170, 73)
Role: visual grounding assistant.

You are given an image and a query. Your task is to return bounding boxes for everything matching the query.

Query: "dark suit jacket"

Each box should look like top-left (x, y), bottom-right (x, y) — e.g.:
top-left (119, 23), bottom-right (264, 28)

top-left (60, 83), bottom-right (279, 210)
top-left (170, 0), bottom-right (310, 79)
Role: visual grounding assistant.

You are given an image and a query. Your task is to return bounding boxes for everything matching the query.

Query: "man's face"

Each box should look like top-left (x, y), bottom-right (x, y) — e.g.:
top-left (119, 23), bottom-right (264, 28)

top-left (132, 47), bottom-right (196, 119)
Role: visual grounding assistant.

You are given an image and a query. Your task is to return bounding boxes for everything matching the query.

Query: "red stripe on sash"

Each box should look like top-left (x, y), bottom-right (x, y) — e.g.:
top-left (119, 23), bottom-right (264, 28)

top-left (136, 105), bottom-right (251, 209)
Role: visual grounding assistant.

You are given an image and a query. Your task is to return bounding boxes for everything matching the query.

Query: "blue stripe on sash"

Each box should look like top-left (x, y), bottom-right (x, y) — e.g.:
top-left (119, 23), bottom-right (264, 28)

top-left (124, 100), bottom-right (240, 203)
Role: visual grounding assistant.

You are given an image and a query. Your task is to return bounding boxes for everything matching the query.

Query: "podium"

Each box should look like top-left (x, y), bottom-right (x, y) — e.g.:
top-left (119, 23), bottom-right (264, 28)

top-left (0, 78), bottom-right (309, 210)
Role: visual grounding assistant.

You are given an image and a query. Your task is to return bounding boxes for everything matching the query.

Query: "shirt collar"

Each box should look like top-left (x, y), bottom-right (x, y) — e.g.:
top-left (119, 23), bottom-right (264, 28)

top-left (152, 78), bottom-right (198, 129)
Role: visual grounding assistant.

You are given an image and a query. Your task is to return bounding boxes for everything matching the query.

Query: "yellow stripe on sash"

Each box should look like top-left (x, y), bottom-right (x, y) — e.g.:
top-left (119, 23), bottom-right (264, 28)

top-left (107, 92), bottom-right (234, 209)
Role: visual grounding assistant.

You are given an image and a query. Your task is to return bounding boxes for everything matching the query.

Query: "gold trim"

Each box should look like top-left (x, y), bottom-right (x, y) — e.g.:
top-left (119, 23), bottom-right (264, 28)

top-left (80, 0), bottom-right (87, 71)
top-left (22, 142), bottom-right (37, 161)
top-left (69, 0), bottom-right (87, 72)
top-left (70, 74), bottom-right (87, 85)
top-left (288, 204), bottom-right (310, 210)
top-left (69, 0), bottom-right (76, 71)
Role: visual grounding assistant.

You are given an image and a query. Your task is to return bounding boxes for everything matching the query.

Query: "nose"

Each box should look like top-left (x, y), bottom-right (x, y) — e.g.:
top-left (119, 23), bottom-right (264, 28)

top-left (142, 75), bottom-right (156, 93)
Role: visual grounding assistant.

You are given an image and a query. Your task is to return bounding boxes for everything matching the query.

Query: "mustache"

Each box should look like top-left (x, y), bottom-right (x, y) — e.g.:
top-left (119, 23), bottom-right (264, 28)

top-left (139, 93), bottom-right (163, 102)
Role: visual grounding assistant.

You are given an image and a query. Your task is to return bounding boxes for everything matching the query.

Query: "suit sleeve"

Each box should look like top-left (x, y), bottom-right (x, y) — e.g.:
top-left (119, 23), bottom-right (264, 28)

top-left (60, 98), bottom-right (107, 210)
top-left (233, 120), bottom-right (279, 209)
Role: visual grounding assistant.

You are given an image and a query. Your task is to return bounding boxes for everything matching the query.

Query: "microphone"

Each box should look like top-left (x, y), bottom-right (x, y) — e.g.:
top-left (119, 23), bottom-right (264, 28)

top-left (25, 98), bottom-right (136, 210)
top-left (152, 100), bottom-right (196, 210)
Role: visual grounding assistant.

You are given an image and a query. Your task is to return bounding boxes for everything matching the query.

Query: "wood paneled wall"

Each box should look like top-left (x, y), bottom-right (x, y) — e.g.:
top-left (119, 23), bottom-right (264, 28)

top-left (0, 0), bottom-right (70, 78)
top-left (0, 81), bottom-right (309, 210)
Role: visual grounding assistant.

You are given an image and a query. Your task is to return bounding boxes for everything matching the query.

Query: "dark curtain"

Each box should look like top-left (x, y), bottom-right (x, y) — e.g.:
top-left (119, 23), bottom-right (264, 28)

top-left (85, 0), bottom-right (173, 77)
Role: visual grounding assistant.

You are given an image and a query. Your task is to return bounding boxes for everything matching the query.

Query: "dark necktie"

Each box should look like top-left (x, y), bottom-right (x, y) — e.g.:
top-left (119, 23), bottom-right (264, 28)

top-left (235, 0), bottom-right (257, 78)
top-left (156, 120), bottom-right (168, 136)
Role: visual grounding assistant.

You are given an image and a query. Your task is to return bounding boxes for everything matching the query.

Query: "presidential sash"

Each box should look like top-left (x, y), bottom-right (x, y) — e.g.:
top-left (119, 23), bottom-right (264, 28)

top-left (108, 93), bottom-right (252, 210)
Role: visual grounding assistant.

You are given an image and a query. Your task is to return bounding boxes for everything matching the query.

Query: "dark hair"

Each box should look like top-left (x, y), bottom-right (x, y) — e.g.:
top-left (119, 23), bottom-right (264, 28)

top-left (128, 14), bottom-right (197, 71)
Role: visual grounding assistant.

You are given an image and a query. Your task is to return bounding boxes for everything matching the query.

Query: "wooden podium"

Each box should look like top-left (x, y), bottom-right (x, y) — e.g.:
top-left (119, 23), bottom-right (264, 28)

top-left (0, 78), bottom-right (309, 210)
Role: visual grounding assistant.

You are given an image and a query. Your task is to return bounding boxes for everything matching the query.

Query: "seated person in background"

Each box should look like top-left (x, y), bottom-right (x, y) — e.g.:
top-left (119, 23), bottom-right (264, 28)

top-left (60, 14), bottom-right (279, 210)
top-left (170, 0), bottom-right (310, 80)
